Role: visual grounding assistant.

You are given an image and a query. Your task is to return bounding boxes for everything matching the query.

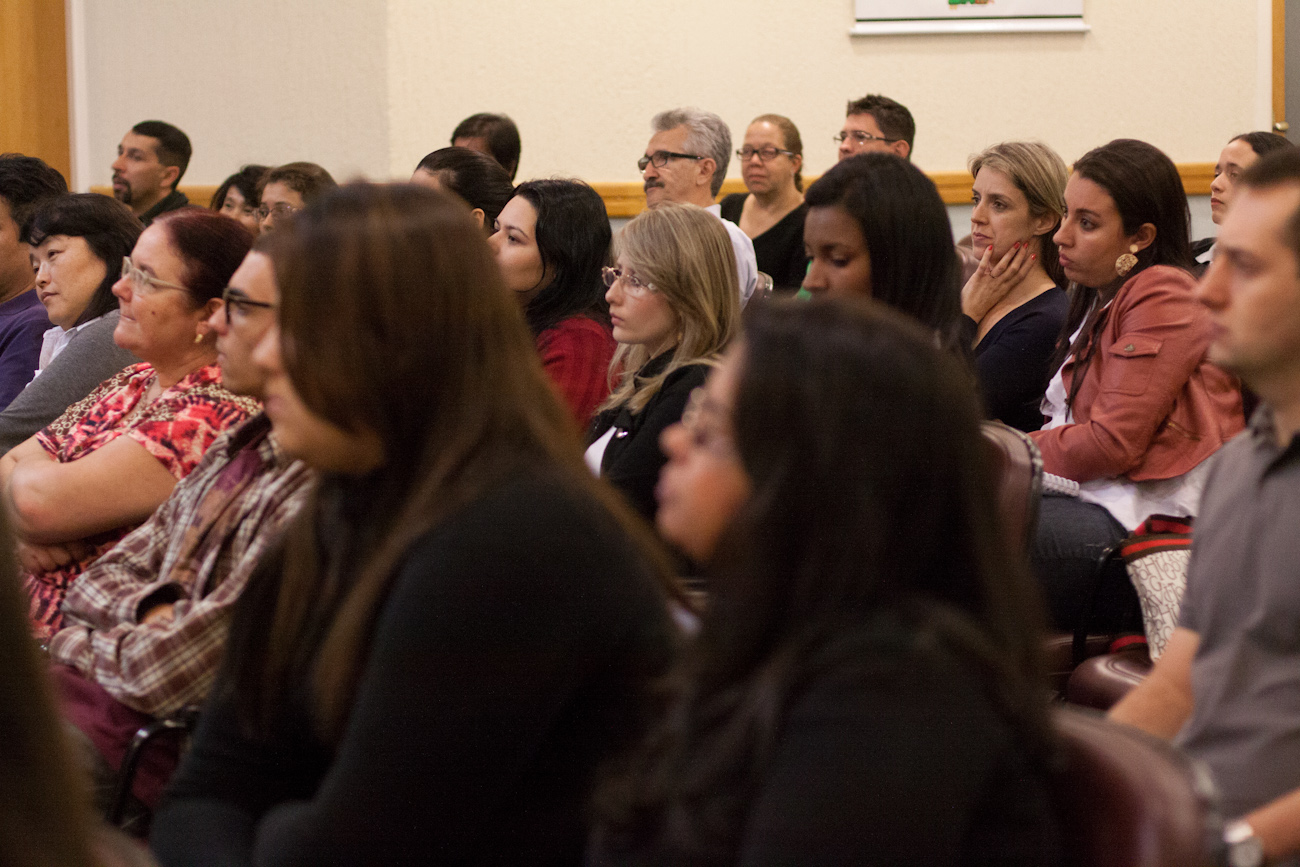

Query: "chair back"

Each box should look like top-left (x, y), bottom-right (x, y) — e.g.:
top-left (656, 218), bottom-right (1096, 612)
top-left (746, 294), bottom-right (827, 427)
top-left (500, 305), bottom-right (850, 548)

top-left (979, 421), bottom-right (1043, 553)
top-left (1052, 706), bottom-right (1220, 867)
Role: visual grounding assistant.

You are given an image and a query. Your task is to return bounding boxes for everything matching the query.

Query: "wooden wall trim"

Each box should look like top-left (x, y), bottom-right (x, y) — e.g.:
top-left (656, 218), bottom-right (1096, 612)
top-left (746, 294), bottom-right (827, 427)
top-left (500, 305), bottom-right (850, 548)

top-left (94, 163), bottom-right (1217, 220)
top-left (0, 0), bottom-right (71, 181)
top-left (1275, 0), bottom-right (1287, 131)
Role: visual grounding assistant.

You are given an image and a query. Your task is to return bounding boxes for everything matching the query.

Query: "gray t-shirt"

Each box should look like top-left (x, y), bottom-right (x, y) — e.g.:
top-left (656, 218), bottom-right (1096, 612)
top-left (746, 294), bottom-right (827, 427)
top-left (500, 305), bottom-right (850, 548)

top-left (1175, 408), bottom-right (1300, 818)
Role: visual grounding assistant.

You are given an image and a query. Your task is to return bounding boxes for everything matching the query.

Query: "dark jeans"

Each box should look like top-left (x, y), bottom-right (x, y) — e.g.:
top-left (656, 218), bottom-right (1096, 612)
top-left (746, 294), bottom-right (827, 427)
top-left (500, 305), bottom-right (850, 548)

top-left (1031, 493), bottom-right (1142, 635)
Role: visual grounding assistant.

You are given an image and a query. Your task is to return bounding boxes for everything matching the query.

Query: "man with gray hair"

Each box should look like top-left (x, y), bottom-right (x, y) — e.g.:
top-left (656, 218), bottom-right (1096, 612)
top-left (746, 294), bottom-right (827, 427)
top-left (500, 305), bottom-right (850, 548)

top-left (639, 108), bottom-right (757, 304)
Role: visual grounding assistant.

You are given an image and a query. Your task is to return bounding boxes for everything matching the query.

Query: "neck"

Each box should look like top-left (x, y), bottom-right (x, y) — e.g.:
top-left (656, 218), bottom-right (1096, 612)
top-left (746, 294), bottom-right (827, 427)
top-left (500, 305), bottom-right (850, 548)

top-left (151, 344), bottom-right (217, 390)
top-left (685, 189), bottom-right (715, 209)
top-left (0, 276), bottom-right (33, 307)
top-left (750, 184), bottom-right (803, 213)
top-left (1256, 376), bottom-right (1300, 447)
top-left (131, 187), bottom-right (171, 217)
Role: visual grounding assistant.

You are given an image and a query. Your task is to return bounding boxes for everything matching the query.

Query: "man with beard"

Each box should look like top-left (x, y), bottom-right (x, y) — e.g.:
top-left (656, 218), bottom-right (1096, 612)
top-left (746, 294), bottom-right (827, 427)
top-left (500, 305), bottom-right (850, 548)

top-left (638, 108), bottom-right (757, 305)
top-left (110, 120), bottom-right (191, 225)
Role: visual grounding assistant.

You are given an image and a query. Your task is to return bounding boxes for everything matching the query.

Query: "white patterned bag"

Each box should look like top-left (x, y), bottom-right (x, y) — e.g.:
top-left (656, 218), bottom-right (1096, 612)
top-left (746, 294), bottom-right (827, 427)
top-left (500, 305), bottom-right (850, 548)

top-left (1121, 515), bottom-right (1193, 661)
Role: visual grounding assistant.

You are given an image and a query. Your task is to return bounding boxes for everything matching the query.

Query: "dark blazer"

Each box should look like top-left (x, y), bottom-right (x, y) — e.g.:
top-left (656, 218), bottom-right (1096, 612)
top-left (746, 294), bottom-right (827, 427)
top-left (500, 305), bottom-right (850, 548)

top-left (587, 352), bottom-right (710, 524)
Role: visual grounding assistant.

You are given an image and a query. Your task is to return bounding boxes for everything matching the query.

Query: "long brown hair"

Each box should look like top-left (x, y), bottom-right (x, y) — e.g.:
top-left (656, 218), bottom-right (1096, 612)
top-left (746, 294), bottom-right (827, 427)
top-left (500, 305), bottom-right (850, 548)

top-left (230, 183), bottom-right (681, 740)
top-left (0, 510), bottom-right (96, 867)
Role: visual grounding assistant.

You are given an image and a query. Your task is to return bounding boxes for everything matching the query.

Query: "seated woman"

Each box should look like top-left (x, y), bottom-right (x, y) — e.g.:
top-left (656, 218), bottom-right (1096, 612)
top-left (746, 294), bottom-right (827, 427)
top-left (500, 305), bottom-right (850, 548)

top-left (585, 202), bottom-right (739, 524)
top-left (1195, 131), bottom-right (1295, 266)
top-left (1030, 139), bottom-right (1244, 633)
top-left (411, 146), bottom-right (514, 234)
top-left (489, 178), bottom-right (616, 428)
top-left (718, 114), bottom-right (809, 292)
top-left (593, 296), bottom-right (1060, 866)
top-left (961, 141), bottom-right (1070, 431)
top-left (802, 153), bottom-right (965, 353)
top-left (151, 183), bottom-right (679, 866)
top-left (0, 195), bottom-right (144, 454)
top-left (257, 162), bottom-right (337, 234)
top-left (210, 164), bottom-right (268, 234)
top-left (2, 209), bottom-right (259, 641)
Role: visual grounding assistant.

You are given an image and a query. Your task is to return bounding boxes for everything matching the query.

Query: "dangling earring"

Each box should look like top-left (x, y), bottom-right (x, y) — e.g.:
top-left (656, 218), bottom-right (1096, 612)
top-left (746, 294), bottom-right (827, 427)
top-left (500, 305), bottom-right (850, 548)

top-left (193, 331), bottom-right (204, 345)
top-left (1115, 244), bottom-right (1140, 277)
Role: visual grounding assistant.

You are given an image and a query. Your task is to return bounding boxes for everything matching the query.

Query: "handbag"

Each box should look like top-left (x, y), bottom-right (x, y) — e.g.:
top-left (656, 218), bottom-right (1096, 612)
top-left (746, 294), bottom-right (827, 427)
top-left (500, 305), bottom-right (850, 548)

top-left (1117, 514), bottom-right (1193, 661)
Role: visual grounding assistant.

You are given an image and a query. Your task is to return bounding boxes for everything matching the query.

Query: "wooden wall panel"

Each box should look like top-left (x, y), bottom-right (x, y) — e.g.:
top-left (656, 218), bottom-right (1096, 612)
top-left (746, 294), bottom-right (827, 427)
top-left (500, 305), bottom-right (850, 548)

top-left (0, 0), bottom-right (71, 181)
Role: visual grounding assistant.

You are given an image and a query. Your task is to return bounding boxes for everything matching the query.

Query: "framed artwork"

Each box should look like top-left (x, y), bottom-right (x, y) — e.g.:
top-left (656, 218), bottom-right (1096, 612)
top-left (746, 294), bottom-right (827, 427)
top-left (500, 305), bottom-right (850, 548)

top-left (852, 0), bottom-right (1088, 34)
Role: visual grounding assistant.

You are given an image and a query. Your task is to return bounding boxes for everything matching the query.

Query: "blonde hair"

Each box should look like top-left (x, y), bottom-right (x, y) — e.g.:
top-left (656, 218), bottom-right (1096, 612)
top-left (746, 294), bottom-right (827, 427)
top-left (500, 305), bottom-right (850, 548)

top-left (968, 141), bottom-right (1069, 285)
top-left (604, 202), bottom-right (739, 414)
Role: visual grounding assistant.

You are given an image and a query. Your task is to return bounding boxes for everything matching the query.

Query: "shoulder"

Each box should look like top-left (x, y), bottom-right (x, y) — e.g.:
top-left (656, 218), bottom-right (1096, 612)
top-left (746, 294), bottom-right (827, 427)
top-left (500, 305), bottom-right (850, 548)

top-left (539, 316), bottom-right (613, 348)
top-left (1115, 265), bottom-right (1198, 306)
top-left (661, 360), bottom-right (712, 392)
top-left (163, 365), bottom-right (260, 416)
top-left (719, 193), bottom-right (746, 222)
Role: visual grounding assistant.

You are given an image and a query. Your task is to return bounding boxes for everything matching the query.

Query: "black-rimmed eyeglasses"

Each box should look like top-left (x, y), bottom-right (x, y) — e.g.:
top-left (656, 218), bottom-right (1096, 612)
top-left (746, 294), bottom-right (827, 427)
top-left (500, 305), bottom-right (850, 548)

top-left (737, 146), bottom-right (796, 162)
top-left (638, 151), bottom-right (705, 172)
top-left (222, 286), bottom-right (277, 326)
top-left (833, 130), bottom-right (900, 146)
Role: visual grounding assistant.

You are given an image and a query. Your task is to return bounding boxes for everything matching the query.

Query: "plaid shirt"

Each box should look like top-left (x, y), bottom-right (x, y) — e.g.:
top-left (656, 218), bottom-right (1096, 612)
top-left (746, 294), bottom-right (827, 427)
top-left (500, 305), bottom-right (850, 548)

top-left (48, 413), bottom-right (313, 717)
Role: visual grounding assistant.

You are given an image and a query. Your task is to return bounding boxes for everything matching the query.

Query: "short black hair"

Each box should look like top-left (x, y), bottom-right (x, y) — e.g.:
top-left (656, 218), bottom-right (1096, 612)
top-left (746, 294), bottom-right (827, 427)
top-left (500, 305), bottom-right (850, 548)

top-left (0, 154), bottom-right (68, 230)
top-left (211, 164), bottom-right (269, 211)
top-left (450, 113), bottom-right (521, 180)
top-left (415, 147), bottom-right (514, 228)
top-left (130, 120), bottom-right (192, 188)
top-left (1231, 130), bottom-right (1296, 160)
top-left (845, 94), bottom-right (915, 155)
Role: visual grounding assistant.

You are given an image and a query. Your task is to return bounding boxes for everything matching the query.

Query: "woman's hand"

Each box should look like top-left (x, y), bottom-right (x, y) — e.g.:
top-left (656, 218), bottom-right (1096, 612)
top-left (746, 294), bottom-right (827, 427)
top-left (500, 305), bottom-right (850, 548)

top-left (961, 242), bottom-right (1036, 323)
top-left (16, 539), bottom-right (91, 573)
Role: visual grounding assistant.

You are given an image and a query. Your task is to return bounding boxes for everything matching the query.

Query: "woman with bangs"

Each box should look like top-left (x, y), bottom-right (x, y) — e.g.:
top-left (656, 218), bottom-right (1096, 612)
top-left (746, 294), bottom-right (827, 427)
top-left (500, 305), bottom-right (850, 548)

top-left (585, 202), bottom-right (740, 525)
top-left (152, 184), bottom-right (681, 866)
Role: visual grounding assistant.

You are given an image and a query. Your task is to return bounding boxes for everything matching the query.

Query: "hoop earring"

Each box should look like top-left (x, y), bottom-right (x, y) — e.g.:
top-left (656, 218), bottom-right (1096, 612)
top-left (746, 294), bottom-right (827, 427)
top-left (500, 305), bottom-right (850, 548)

top-left (1115, 244), bottom-right (1140, 278)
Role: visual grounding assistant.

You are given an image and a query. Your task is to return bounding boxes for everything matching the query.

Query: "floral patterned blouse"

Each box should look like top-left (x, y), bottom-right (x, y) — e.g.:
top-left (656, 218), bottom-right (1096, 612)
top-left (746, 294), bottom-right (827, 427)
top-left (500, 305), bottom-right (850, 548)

top-left (25, 363), bottom-right (259, 640)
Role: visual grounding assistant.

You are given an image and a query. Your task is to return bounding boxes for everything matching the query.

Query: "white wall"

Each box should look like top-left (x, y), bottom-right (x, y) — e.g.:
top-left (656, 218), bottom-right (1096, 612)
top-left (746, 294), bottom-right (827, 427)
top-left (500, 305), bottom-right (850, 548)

top-left (74, 0), bottom-right (1270, 190)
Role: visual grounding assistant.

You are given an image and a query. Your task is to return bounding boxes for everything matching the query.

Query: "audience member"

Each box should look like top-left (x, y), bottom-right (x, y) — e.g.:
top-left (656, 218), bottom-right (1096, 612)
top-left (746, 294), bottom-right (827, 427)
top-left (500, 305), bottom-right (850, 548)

top-left (593, 297), bottom-right (1059, 866)
top-left (718, 114), bottom-right (809, 292)
top-left (49, 236), bottom-right (312, 817)
top-left (586, 202), bottom-right (739, 526)
top-left (1110, 146), bottom-right (1300, 867)
top-left (1194, 131), bottom-right (1295, 268)
top-left (640, 108), bottom-right (758, 304)
top-left (450, 111), bottom-right (522, 180)
top-left (0, 155), bottom-right (64, 409)
top-left (1, 209), bottom-right (258, 642)
top-left (411, 146), bottom-right (514, 234)
top-left (151, 183), bottom-right (679, 866)
top-left (112, 121), bottom-right (192, 226)
top-left (802, 152), bottom-right (965, 352)
top-left (961, 141), bottom-right (1070, 431)
top-left (1029, 139), bottom-right (1243, 633)
top-left (0, 195), bottom-right (143, 453)
top-left (256, 162), bottom-right (336, 234)
top-left (489, 178), bottom-right (616, 428)
top-left (835, 93), bottom-right (914, 162)
top-left (209, 165), bottom-right (268, 234)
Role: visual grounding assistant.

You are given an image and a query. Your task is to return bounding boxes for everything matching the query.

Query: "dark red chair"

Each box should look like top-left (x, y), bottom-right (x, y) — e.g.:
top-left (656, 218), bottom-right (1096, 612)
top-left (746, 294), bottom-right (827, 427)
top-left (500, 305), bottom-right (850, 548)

top-left (1066, 641), bottom-right (1153, 711)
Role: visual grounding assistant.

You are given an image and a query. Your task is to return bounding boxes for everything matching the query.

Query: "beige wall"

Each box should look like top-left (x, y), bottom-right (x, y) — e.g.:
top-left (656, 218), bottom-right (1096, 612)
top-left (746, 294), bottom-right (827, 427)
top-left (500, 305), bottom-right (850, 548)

top-left (73, 0), bottom-right (1270, 188)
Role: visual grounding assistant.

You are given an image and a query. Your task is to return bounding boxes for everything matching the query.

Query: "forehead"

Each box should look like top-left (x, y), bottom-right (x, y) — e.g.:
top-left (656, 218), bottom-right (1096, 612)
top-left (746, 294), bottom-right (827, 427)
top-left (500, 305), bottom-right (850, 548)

top-left (497, 195), bottom-right (537, 229)
top-left (1064, 173), bottom-right (1117, 214)
top-left (805, 205), bottom-right (867, 249)
top-left (1219, 139), bottom-right (1260, 170)
top-left (647, 125), bottom-right (690, 154)
top-left (119, 132), bottom-right (160, 158)
top-left (261, 181), bottom-right (302, 205)
top-left (973, 166), bottom-right (1025, 200)
top-left (744, 121), bottom-right (786, 146)
top-left (842, 112), bottom-right (884, 136)
top-left (1220, 183), bottom-right (1300, 255)
top-left (230, 251), bottom-right (279, 302)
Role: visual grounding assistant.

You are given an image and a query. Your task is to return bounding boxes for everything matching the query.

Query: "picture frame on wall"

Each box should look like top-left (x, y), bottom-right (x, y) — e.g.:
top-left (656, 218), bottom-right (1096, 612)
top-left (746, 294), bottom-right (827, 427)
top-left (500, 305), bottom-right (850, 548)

top-left (852, 0), bottom-right (1088, 35)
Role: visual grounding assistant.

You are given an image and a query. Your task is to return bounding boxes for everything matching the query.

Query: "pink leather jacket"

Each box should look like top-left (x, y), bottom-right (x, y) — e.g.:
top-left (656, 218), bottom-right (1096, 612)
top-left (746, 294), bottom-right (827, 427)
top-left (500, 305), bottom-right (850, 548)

top-left (1029, 266), bottom-right (1243, 482)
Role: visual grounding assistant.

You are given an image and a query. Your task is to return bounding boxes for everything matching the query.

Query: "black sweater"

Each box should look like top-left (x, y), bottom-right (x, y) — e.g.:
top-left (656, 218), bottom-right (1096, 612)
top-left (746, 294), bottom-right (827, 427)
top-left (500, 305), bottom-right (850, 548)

top-left (151, 472), bottom-right (676, 867)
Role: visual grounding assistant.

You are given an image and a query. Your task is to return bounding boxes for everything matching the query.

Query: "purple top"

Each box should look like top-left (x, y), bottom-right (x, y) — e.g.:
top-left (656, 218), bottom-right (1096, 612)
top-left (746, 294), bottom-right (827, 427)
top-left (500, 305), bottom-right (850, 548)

top-left (0, 289), bottom-right (51, 410)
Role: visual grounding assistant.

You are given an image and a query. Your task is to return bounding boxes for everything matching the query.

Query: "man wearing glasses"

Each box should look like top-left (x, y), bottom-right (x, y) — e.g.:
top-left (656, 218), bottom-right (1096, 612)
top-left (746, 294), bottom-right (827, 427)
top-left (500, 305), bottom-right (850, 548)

top-left (639, 108), bottom-right (758, 305)
top-left (48, 242), bottom-right (312, 822)
top-left (835, 94), bottom-right (915, 163)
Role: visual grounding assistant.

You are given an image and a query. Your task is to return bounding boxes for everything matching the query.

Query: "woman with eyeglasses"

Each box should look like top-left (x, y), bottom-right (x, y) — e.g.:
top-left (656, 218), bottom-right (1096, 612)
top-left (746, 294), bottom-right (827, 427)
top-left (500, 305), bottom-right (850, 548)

top-left (591, 297), bottom-right (1059, 865)
top-left (488, 179), bottom-right (616, 428)
top-left (0, 195), bottom-right (144, 454)
top-left (585, 202), bottom-right (739, 526)
top-left (257, 162), bottom-right (337, 234)
top-left (210, 164), bottom-right (269, 234)
top-left (718, 115), bottom-right (809, 293)
top-left (0, 209), bottom-right (259, 641)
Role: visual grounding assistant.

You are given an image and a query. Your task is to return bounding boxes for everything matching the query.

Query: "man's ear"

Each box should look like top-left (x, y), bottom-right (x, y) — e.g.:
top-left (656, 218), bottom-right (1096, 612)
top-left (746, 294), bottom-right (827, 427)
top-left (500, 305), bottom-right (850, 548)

top-left (696, 157), bottom-right (716, 190)
top-left (892, 140), bottom-right (911, 161)
top-left (160, 163), bottom-right (181, 190)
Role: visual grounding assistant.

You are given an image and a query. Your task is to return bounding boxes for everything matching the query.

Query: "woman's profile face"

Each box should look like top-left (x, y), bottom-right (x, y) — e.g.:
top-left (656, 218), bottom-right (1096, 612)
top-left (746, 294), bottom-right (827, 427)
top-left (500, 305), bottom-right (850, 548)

top-left (970, 167), bottom-right (1053, 261)
top-left (218, 187), bottom-right (261, 234)
top-left (740, 121), bottom-right (800, 198)
top-left (802, 205), bottom-right (871, 297)
top-left (31, 234), bottom-right (107, 330)
top-left (111, 223), bottom-right (210, 362)
top-left (656, 346), bottom-right (751, 565)
top-left (488, 196), bottom-right (548, 304)
top-left (1053, 173), bottom-right (1148, 288)
top-left (252, 320), bottom-right (384, 474)
top-left (605, 254), bottom-right (678, 355)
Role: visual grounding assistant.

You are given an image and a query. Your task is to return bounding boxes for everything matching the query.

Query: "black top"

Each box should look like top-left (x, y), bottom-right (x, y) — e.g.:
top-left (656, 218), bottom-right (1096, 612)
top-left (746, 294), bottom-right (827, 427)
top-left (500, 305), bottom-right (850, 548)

top-left (719, 194), bottom-right (809, 293)
top-left (150, 471), bottom-right (676, 867)
top-left (594, 618), bottom-right (1060, 866)
top-left (139, 189), bottom-right (190, 227)
top-left (972, 287), bottom-right (1068, 432)
top-left (587, 352), bottom-right (709, 524)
